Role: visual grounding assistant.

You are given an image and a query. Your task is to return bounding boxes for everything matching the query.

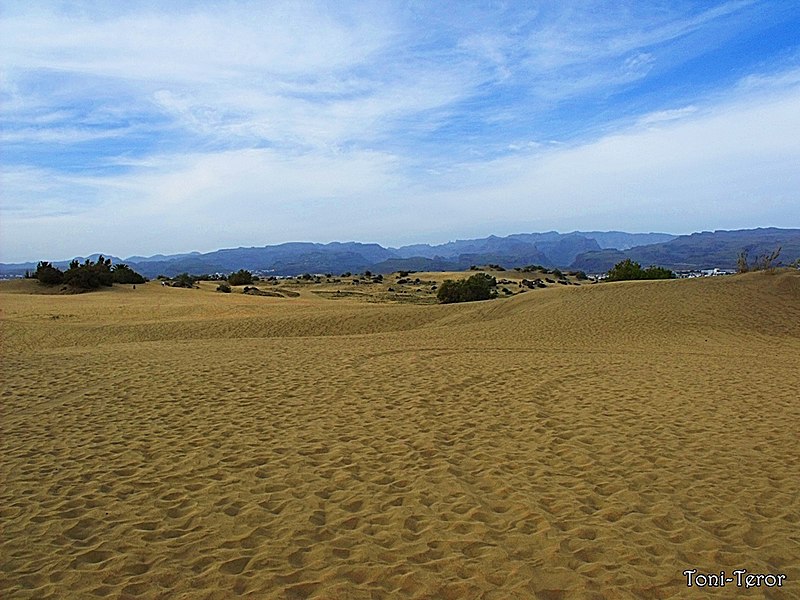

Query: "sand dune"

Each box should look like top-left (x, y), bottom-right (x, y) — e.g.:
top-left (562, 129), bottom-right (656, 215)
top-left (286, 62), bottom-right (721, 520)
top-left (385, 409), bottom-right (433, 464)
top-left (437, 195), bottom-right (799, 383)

top-left (2, 271), bottom-right (799, 598)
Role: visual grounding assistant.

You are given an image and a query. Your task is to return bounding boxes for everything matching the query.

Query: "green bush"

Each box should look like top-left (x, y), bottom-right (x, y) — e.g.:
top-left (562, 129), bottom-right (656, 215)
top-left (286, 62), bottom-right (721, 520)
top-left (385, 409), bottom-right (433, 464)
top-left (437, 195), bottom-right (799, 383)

top-left (228, 269), bottom-right (253, 286)
top-left (67, 257), bottom-right (114, 288)
top-left (47, 257), bottom-right (110, 289)
top-left (171, 273), bottom-right (196, 288)
top-left (437, 273), bottom-right (497, 304)
top-left (34, 261), bottom-right (64, 285)
top-left (35, 257), bottom-right (146, 289)
top-left (520, 264), bottom-right (544, 273)
top-left (111, 263), bottom-right (146, 284)
top-left (642, 265), bottom-right (675, 279)
top-left (607, 259), bottom-right (674, 281)
top-left (216, 283), bottom-right (232, 293)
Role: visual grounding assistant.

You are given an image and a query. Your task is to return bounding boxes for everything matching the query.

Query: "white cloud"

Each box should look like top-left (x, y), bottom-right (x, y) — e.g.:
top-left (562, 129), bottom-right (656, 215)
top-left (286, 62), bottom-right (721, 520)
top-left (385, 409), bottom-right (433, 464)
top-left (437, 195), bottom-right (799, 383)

top-left (0, 2), bottom-right (497, 155)
top-left (4, 70), bottom-right (798, 262)
top-left (637, 106), bottom-right (698, 126)
top-left (0, 3), bottom-right (394, 82)
top-left (1, 1), bottom-right (798, 261)
top-left (418, 76), bottom-right (800, 235)
top-left (1, 147), bottom-right (408, 259)
top-left (520, 0), bottom-right (759, 101)
top-left (0, 125), bottom-right (136, 144)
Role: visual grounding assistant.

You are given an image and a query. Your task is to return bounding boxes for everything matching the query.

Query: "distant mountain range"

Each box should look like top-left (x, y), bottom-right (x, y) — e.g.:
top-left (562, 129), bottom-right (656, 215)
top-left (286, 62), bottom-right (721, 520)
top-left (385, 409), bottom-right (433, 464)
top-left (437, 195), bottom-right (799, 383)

top-left (570, 228), bottom-right (800, 272)
top-left (3, 228), bottom-right (798, 278)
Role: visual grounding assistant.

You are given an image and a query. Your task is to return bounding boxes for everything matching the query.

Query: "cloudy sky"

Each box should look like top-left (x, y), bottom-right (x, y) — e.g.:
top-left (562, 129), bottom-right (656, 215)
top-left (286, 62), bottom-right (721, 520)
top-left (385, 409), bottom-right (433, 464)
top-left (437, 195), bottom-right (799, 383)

top-left (1, 1), bottom-right (799, 262)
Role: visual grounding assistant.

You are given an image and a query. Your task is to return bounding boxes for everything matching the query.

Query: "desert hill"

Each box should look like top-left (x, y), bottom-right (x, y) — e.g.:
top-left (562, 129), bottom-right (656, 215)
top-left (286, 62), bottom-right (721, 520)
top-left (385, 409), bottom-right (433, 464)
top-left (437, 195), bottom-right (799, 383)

top-left (2, 270), bottom-right (799, 598)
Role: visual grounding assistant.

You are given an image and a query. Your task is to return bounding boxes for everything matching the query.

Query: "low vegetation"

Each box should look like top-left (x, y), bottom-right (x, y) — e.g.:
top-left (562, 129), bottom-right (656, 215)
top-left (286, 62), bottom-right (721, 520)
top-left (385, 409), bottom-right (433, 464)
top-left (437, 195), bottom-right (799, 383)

top-left (736, 247), bottom-right (782, 273)
top-left (170, 273), bottom-right (197, 288)
top-left (606, 259), bottom-right (674, 282)
top-left (33, 257), bottom-right (146, 290)
top-left (228, 269), bottom-right (254, 286)
top-left (437, 273), bottom-right (497, 304)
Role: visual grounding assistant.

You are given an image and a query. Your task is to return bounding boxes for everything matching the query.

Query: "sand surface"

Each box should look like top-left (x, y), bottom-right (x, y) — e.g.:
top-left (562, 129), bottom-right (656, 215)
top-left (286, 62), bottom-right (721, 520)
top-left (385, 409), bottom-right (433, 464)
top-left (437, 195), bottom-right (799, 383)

top-left (2, 271), bottom-right (799, 599)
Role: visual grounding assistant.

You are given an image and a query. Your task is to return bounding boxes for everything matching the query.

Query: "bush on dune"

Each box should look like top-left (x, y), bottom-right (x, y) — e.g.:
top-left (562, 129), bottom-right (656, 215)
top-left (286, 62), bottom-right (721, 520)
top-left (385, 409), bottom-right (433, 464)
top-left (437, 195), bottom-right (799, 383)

top-left (228, 269), bottom-right (253, 286)
top-left (111, 263), bottom-right (146, 284)
top-left (606, 259), bottom-right (674, 282)
top-left (34, 261), bottom-right (64, 285)
top-left (437, 273), bottom-right (497, 303)
top-left (171, 273), bottom-right (197, 288)
top-left (34, 256), bottom-right (146, 290)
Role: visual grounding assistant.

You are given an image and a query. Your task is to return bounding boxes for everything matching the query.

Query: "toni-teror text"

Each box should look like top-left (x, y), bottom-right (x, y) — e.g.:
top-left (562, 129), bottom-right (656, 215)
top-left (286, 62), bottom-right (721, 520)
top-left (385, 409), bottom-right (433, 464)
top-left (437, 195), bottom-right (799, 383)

top-left (683, 569), bottom-right (786, 588)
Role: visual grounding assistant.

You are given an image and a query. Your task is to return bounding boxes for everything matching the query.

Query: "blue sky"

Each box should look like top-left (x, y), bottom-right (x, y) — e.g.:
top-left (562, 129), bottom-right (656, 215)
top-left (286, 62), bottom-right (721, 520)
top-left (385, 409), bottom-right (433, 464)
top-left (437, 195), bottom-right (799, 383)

top-left (1, 0), bottom-right (799, 262)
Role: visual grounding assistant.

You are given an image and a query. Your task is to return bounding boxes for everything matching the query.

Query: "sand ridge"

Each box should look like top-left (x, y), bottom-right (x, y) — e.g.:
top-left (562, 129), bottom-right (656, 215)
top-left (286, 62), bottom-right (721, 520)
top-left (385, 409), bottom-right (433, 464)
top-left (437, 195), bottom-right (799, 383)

top-left (2, 271), bottom-right (799, 598)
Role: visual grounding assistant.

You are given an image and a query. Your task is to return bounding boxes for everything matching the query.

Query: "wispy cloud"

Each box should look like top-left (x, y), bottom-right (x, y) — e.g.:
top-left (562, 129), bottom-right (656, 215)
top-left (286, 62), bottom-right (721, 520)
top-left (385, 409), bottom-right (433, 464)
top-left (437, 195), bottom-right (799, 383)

top-left (1, 1), bottom-right (798, 261)
top-left (421, 71), bottom-right (800, 235)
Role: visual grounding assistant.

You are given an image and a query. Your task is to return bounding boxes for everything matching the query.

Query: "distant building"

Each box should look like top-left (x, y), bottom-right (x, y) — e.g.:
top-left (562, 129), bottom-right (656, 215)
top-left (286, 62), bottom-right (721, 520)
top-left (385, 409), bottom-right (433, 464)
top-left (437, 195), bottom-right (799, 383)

top-left (675, 268), bottom-right (735, 278)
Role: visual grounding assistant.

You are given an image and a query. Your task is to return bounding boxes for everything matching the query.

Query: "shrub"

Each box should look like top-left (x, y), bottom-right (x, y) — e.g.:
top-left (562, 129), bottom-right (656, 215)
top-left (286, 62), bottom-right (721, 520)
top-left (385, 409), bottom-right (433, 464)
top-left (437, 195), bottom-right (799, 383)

top-left (642, 265), bottom-right (675, 279)
top-left (111, 263), bottom-right (146, 284)
top-left (172, 273), bottom-right (196, 288)
top-left (737, 247), bottom-right (782, 273)
top-left (35, 261), bottom-right (64, 285)
top-left (228, 269), bottom-right (253, 286)
top-left (35, 257), bottom-right (145, 289)
top-left (520, 265), bottom-right (544, 273)
top-left (607, 259), bottom-right (674, 281)
top-left (437, 273), bottom-right (497, 304)
top-left (62, 256), bottom-right (114, 289)
top-left (217, 283), bottom-right (232, 293)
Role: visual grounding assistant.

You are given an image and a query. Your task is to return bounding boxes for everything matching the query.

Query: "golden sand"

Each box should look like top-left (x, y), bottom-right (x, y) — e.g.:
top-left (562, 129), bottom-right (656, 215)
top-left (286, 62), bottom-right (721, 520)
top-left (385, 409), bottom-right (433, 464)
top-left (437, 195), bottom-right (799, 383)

top-left (2, 271), bottom-right (798, 599)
